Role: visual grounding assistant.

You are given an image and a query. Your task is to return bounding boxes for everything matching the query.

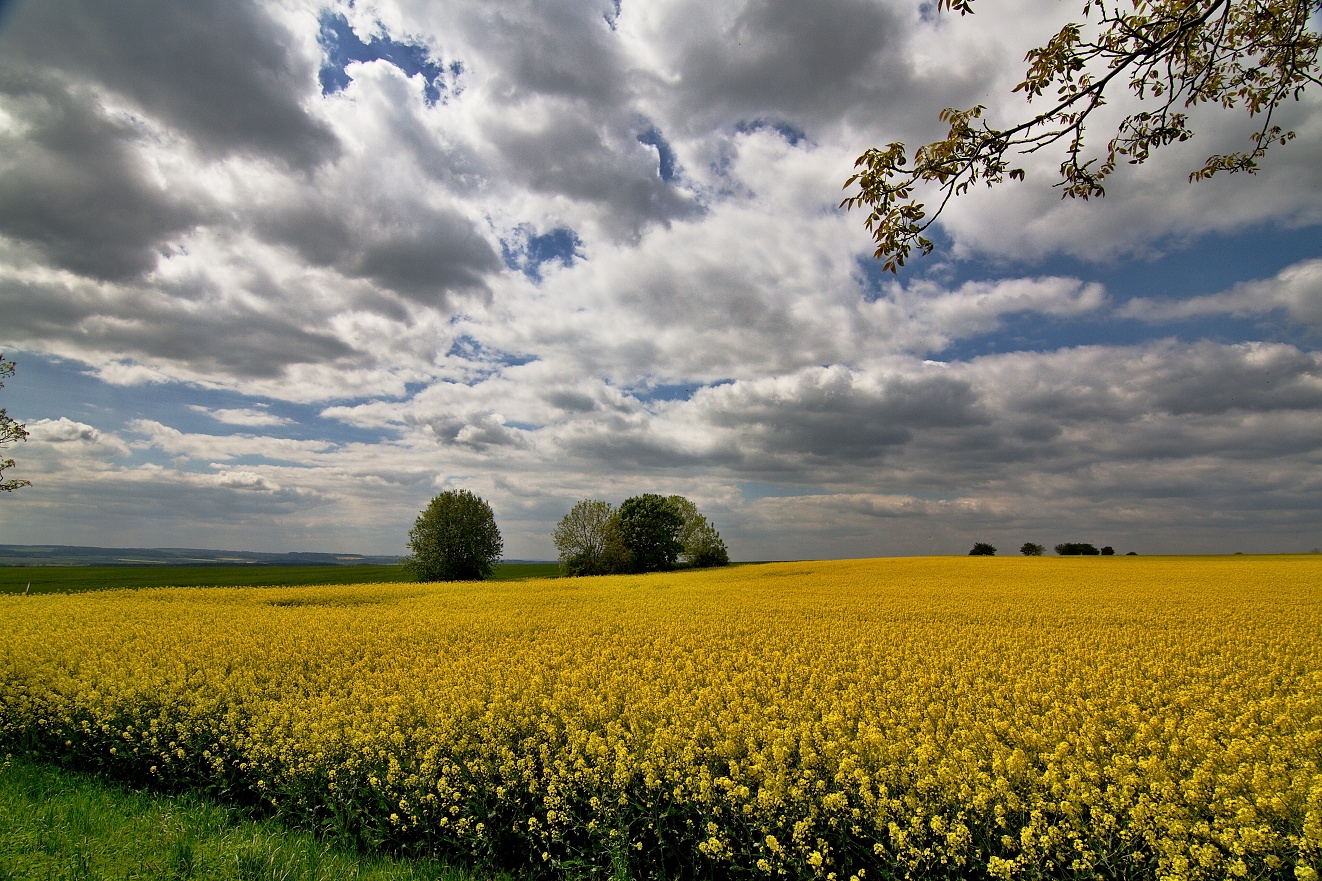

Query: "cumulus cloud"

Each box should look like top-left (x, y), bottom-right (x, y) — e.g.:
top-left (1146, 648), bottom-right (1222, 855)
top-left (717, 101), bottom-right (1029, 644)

top-left (26, 417), bottom-right (131, 455)
top-left (0, 0), bottom-right (339, 168)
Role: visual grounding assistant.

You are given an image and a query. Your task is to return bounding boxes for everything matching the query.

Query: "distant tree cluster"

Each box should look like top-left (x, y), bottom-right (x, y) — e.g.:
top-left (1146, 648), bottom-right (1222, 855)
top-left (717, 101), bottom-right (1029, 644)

top-left (555, 494), bottom-right (729, 576)
top-left (400, 490), bottom-right (729, 584)
top-left (968, 541), bottom-right (1129, 556)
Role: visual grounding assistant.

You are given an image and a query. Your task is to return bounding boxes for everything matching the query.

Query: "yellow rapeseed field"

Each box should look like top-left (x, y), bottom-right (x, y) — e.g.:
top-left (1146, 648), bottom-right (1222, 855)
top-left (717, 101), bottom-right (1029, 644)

top-left (2, 556), bottom-right (1319, 881)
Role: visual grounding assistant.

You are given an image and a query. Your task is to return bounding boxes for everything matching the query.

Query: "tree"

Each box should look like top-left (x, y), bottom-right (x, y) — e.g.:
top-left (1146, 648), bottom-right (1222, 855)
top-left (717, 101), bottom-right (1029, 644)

top-left (969, 542), bottom-right (997, 555)
top-left (553, 499), bottom-right (630, 576)
top-left (1, 355), bottom-right (31, 494)
top-left (667, 495), bottom-right (731, 568)
top-left (403, 489), bottom-right (503, 581)
top-left (616, 493), bottom-right (684, 573)
top-left (1055, 542), bottom-right (1101, 555)
top-left (1020, 542), bottom-right (1046, 556)
top-left (842, 0), bottom-right (1322, 271)
top-left (1100, 546), bottom-right (1116, 555)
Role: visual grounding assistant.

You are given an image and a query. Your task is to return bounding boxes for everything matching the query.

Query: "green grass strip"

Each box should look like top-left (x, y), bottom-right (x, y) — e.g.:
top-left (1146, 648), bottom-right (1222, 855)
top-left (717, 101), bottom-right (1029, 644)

top-left (0, 756), bottom-right (504, 880)
top-left (0, 563), bottom-right (561, 595)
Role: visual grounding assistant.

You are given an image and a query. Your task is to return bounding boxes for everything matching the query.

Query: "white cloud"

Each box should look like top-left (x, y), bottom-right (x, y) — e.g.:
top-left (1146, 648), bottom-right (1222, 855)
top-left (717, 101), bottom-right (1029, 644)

top-left (189, 405), bottom-right (293, 427)
top-left (26, 417), bottom-right (131, 455)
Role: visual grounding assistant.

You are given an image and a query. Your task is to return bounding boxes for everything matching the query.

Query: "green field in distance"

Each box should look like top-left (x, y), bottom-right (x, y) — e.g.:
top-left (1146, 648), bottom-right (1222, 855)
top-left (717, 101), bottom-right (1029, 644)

top-left (0, 562), bottom-right (561, 594)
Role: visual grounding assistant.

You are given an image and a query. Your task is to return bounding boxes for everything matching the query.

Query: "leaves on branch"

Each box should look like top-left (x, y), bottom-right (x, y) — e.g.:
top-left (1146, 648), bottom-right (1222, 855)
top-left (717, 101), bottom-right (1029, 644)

top-left (842, 0), bottom-right (1322, 270)
top-left (1, 355), bottom-right (31, 494)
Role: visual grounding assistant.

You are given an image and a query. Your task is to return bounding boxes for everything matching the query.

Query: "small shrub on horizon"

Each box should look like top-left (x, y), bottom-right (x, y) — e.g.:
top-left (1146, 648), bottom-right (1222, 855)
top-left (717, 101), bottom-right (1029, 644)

top-left (1055, 542), bottom-right (1101, 556)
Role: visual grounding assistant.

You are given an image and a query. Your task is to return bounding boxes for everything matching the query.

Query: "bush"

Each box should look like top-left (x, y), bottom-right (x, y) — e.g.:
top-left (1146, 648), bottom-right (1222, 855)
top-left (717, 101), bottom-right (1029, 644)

top-left (969, 543), bottom-right (997, 556)
top-left (1055, 542), bottom-right (1100, 556)
top-left (1020, 542), bottom-right (1045, 556)
top-left (554, 500), bottom-right (631, 576)
top-left (403, 489), bottom-right (503, 581)
top-left (668, 495), bottom-right (730, 568)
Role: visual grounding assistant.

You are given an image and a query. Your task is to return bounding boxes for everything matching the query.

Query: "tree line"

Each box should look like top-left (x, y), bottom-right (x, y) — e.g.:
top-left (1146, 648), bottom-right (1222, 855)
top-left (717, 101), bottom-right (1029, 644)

top-left (970, 542), bottom-right (1132, 556)
top-left (402, 490), bottom-right (1153, 583)
top-left (403, 490), bottom-right (728, 582)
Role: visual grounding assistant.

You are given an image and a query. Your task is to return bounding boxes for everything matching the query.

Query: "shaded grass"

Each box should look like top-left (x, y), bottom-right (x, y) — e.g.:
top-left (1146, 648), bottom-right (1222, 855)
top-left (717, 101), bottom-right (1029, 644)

top-left (0, 757), bottom-right (502, 881)
top-left (0, 563), bottom-right (559, 595)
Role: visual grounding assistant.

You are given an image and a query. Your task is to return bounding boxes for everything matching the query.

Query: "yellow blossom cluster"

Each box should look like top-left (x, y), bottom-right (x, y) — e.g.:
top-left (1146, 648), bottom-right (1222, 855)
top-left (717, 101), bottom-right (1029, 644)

top-left (2, 556), bottom-right (1320, 881)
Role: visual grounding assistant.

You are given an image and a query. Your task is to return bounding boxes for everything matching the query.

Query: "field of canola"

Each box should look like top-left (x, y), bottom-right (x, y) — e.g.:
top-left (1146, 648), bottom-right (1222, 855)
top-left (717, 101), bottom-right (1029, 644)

top-left (1, 556), bottom-right (1320, 881)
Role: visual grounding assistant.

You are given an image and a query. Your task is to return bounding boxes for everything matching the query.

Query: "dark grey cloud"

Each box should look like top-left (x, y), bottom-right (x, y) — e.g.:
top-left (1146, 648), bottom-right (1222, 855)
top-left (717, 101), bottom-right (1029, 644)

top-left (0, 276), bottom-right (356, 380)
top-left (256, 195), bottom-right (502, 307)
top-left (561, 424), bottom-right (738, 471)
top-left (474, 0), bottom-right (629, 105)
top-left (546, 389), bottom-right (598, 413)
top-left (0, 72), bottom-right (205, 281)
top-left (701, 369), bottom-right (987, 463)
top-left (351, 210), bottom-right (502, 305)
top-left (486, 108), bottom-right (700, 233)
top-left (1, 0), bottom-right (338, 168)
top-left (655, 0), bottom-right (915, 130)
top-left (1148, 344), bottom-right (1322, 416)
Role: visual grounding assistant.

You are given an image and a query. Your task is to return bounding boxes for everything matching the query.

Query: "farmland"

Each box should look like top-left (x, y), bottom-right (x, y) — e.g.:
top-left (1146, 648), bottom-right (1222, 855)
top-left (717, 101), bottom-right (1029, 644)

top-left (1, 556), bottom-right (1319, 881)
top-left (0, 561), bottom-right (560, 594)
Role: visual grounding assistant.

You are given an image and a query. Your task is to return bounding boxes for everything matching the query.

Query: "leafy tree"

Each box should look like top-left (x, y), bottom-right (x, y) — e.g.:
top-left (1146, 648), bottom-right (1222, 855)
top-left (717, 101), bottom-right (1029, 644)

top-left (554, 500), bottom-right (630, 576)
top-left (969, 542), bottom-right (997, 556)
top-left (1101, 546), bottom-right (1116, 555)
top-left (667, 495), bottom-right (731, 568)
top-left (403, 489), bottom-right (503, 581)
top-left (1055, 542), bottom-right (1101, 556)
top-left (1020, 542), bottom-right (1046, 556)
top-left (1, 355), bottom-right (31, 494)
top-left (616, 493), bottom-right (684, 573)
top-left (842, 0), bottom-right (1322, 271)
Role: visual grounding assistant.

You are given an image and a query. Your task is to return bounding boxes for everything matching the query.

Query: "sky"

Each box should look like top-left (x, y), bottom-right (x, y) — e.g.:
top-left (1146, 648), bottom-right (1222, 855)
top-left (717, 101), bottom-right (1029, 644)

top-left (0, 0), bottom-right (1319, 560)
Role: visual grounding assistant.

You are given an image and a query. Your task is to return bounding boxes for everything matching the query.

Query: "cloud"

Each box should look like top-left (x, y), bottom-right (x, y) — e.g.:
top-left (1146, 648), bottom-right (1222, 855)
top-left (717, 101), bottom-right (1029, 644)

top-left (189, 406), bottom-right (293, 428)
top-left (128, 420), bottom-right (337, 463)
top-left (1, 0), bottom-right (339, 168)
top-left (0, 0), bottom-right (1318, 558)
top-left (0, 74), bottom-right (209, 281)
top-left (621, 0), bottom-right (932, 140)
top-left (1118, 258), bottom-right (1322, 328)
top-left (26, 417), bottom-right (131, 455)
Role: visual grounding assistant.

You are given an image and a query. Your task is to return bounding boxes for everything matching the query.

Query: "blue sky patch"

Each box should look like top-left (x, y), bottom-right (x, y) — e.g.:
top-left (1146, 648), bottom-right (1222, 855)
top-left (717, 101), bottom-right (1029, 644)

top-left (631, 380), bottom-right (732, 404)
top-left (637, 127), bottom-right (678, 182)
top-left (447, 335), bottom-right (536, 369)
top-left (856, 222), bottom-right (1322, 358)
top-left (502, 226), bottom-right (583, 281)
top-left (2, 352), bottom-right (392, 446)
top-left (317, 12), bottom-right (454, 106)
top-left (736, 119), bottom-right (807, 147)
